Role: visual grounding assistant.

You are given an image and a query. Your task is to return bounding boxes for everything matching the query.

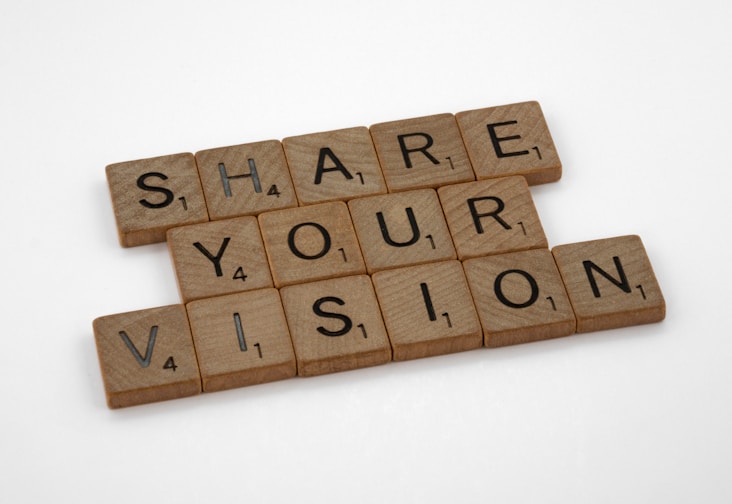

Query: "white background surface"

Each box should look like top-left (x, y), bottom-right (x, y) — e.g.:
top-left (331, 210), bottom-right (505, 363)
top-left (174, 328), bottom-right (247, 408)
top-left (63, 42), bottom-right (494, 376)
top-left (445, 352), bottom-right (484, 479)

top-left (2, 1), bottom-right (730, 502)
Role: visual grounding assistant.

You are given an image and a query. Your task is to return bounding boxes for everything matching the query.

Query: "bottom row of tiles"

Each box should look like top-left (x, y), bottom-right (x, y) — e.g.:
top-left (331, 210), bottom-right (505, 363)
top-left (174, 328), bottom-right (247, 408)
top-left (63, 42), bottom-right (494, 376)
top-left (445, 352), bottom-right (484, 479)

top-left (93, 235), bottom-right (665, 408)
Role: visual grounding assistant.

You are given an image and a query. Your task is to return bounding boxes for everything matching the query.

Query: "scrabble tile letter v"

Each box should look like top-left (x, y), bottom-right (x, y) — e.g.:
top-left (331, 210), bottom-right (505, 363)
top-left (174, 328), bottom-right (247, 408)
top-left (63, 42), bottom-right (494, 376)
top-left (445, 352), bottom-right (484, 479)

top-left (93, 305), bottom-right (201, 408)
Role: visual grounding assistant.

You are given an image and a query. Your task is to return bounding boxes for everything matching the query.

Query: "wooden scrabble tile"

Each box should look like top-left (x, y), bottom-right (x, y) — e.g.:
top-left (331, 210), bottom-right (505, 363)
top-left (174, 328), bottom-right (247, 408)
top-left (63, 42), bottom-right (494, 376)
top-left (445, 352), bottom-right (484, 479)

top-left (186, 289), bottom-right (296, 392)
top-left (282, 126), bottom-right (387, 205)
top-left (93, 305), bottom-right (201, 408)
top-left (369, 113), bottom-right (475, 192)
top-left (372, 260), bottom-right (482, 361)
top-left (167, 216), bottom-right (273, 303)
top-left (258, 201), bottom-right (366, 287)
top-left (280, 275), bottom-right (392, 377)
top-left (437, 176), bottom-right (548, 260)
top-left (456, 101), bottom-right (562, 185)
top-left (552, 235), bottom-right (665, 333)
top-left (463, 249), bottom-right (576, 347)
top-left (106, 153), bottom-right (209, 247)
top-left (348, 189), bottom-right (456, 273)
top-left (195, 140), bottom-right (298, 220)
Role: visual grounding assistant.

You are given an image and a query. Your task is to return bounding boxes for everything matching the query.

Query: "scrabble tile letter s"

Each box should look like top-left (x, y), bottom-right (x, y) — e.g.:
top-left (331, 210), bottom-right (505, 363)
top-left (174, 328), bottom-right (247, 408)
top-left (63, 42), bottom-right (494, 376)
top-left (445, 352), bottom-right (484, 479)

top-left (106, 153), bottom-right (209, 247)
top-left (280, 276), bottom-right (391, 376)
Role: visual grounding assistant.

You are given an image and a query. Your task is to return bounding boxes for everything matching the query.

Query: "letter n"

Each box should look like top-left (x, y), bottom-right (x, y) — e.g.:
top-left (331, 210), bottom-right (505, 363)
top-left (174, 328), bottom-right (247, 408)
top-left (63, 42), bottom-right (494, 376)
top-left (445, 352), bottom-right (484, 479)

top-left (583, 256), bottom-right (631, 298)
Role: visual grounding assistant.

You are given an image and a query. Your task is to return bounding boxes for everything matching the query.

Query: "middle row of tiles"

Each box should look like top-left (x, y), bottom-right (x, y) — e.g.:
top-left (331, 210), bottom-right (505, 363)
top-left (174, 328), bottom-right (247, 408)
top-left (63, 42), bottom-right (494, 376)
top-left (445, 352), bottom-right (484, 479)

top-left (168, 176), bottom-right (546, 303)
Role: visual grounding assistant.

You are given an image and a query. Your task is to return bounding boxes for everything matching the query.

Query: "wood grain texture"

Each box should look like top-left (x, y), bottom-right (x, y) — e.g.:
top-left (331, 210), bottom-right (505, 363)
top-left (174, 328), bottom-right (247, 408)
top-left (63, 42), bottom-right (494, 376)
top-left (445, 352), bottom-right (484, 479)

top-left (372, 260), bottom-right (482, 361)
top-left (106, 153), bottom-right (209, 247)
top-left (258, 201), bottom-right (366, 287)
top-left (282, 126), bottom-right (387, 205)
top-left (369, 113), bottom-right (475, 192)
top-left (167, 216), bottom-right (273, 303)
top-left (93, 305), bottom-right (201, 408)
top-left (95, 102), bottom-right (670, 408)
top-left (280, 275), bottom-right (391, 377)
top-left (186, 289), bottom-right (296, 392)
top-left (552, 235), bottom-right (666, 333)
top-left (456, 101), bottom-right (561, 185)
top-left (438, 176), bottom-right (548, 260)
top-left (348, 188), bottom-right (456, 273)
top-left (464, 249), bottom-right (576, 347)
top-left (195, 140), bottom-right (298, 220)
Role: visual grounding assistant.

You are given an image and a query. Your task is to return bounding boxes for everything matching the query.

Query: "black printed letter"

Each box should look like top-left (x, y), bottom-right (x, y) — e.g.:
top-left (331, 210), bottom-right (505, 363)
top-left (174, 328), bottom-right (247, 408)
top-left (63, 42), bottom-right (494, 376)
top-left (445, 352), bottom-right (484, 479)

top-left (583, 256), bottom-right (631, 298)
top-left (397, 132), bottom-right (440, 168)
top-left (494, 269), bottom-right (539, 308)
top-left (314, 148), bottom-right (354, 184)
top-left (219, 160), bottom-right (262, 197)
top-left (376, 207), bottom-right (421, 247)
top-left (487, 121), bottom-right (530, 158)
top-left (467, 196), bottom-right (511, 233)
top-left (287, 222), bottom-right (332, 260)
top-left (118, 326), bottom-right (158, 368)
top-left (313, 296), bottom-right (353, 337)
top-left (193, 237), bottom-right (231, 277)
top-left (137, 172), bottom-right (174, 209)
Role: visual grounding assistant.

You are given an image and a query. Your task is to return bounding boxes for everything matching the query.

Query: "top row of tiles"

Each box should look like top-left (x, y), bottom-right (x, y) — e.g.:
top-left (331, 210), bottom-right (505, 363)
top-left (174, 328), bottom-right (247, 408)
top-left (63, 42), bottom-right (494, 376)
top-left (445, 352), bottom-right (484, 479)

top-left (106, 101), bottom-right (561, 247)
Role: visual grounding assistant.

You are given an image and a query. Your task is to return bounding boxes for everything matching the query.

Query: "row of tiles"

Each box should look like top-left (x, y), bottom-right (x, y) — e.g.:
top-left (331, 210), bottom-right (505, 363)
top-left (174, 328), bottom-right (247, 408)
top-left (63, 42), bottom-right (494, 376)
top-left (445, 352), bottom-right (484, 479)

top-left (106, 101), bottom-right (562, 247)
top-left (94, 235), bottom-right (666, 408)
top-left (168, 176), bottom-right (547, 303)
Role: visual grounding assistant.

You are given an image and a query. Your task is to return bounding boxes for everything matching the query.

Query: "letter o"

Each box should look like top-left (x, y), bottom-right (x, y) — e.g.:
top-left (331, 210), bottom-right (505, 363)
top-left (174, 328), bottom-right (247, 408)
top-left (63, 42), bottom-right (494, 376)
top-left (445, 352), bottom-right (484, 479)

top-left (494, 269), bottom-right (539, 309)
top-left (287, 222), bottom-right (332, 260)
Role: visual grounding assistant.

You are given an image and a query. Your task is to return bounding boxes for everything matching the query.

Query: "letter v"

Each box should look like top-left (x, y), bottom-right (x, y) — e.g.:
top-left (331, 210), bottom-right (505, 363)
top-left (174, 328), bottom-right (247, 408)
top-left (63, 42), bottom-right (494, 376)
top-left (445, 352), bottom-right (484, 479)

top-left (118, 326), bottom-right (158, 368)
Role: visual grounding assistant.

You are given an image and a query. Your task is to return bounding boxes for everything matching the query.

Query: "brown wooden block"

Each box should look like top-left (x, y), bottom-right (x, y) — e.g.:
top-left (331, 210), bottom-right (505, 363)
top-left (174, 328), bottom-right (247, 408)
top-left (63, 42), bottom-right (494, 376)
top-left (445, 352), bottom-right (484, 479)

top-left (282, 126), bottom-right (387, 205)
top-left (186, 289), bottom-right (296, 392)
top-left (348, 189), bottom-right (456, 273)
top-left (372, 260), bottom-right (482, 361)
top-left (258, 201), bottom-right (366, 287)
top-left (106, 153), bottom-right (209, 247)
top-left (456, 101), bottom-right (562, 185)
top-left (552, 235), bottom-right (665, 333)
top-left (167, 216), bottom-right (273, 303)
top-left (195, 140), bottom-right (298, 220)
top-left (280, 275), bottom-right (391, 377)
top-left (369, 113), bottom-right (475, 192)
top-left (437, 176), bottom-right (548, 260)
top-left (464, 249), bottom-right (576, 347)
top-left (93, 305), bottom-right (201, 408)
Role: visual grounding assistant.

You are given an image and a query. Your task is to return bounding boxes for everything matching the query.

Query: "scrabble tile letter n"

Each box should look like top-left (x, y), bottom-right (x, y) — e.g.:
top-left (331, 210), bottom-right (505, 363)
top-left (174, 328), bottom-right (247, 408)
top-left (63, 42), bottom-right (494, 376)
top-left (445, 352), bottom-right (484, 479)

top-left (552, 235), bottom-right (666, 333)
top-left (106, 153), bottom-right (209, 247)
